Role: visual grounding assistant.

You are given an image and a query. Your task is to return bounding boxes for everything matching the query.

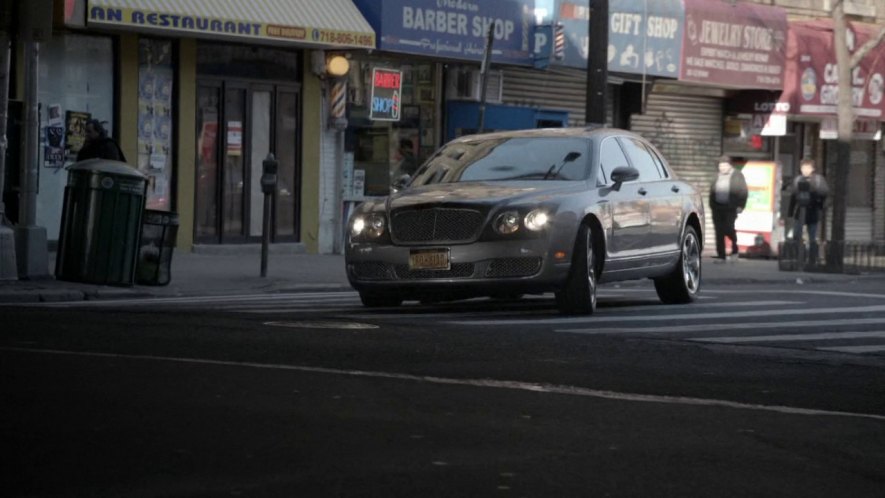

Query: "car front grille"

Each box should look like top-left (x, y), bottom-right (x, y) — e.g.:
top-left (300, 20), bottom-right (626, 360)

top-left (391, 208), bottom-right (484, 244)
top-left (485, 257), bottom-right (542, 278)
top-left (394, 263), bottom-right (475, 280)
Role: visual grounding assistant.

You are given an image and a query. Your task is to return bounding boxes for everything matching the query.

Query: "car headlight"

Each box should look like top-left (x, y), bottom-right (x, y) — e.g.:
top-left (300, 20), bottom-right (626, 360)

top-left (351, 213), bottom-right (386, 239)
top-left (524, 209), bottom-right (549, 231)
top-left (494, 210), bottom-right (521, 235)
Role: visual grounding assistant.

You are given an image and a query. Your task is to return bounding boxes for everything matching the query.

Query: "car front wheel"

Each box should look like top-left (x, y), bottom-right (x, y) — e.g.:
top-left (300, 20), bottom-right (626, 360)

top-left (654, 225), bottom-right (701, 304)
top-left (556, 224), bottom-right (597, 315)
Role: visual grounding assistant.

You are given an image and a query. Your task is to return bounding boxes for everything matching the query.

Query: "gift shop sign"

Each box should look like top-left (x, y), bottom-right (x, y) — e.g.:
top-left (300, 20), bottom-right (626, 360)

top-left (370, 68), bottom-right (402, 122)
top-left (780, 20), bottom-right (885, 120)
top-left (680, 0), bottom-right (787, 90)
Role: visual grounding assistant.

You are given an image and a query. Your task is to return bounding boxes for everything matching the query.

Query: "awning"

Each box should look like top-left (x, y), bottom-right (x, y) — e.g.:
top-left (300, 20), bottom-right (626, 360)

top-left (779, 20), bottom-right (885, 121)
top-left (86, 0), bottom-right (375, 49)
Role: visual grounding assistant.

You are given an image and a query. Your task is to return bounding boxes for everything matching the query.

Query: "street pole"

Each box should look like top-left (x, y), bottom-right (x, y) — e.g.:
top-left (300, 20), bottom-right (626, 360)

top-left (260, 153), bottom-right (278, 278)
top-left (0, 23), bottom-right (17, 280)
top-left (15, 39), bottom-right (48, 278)
top-left (586, 0), bottom-right (609, 126)
top-left (477, 23), bottom-right (495, 133)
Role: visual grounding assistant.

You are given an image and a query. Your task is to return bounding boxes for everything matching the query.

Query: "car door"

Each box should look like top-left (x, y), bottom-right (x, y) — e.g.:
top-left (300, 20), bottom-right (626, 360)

top-left (617, 136), bottom-right (681, 257)
top-left (596, 136), bottom-right (650, 268)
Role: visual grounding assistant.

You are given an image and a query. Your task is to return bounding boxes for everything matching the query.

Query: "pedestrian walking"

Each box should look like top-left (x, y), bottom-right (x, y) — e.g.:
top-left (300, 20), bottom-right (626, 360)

top-left (788, 158), bottom-right (829, 265)
top-left (709, 155), bottom-right (748, 261)
top-left (76, 119), bottom-right (127, 162)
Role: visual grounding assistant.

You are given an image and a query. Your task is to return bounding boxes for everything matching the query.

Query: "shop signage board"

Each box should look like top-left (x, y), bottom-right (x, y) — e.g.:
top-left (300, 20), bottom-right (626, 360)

top-left (370, 68), bottom-right (403, 122)
top-left (353, 0), bottom-right (534, 66)
top-left (680, 0), bottom-right (787, 90)
top-left (735, 161), bottom-right (778, 250)
top-left (780, 20), bottom-right (885, 121)
top-left (541, 0), bottom-right (683, 76)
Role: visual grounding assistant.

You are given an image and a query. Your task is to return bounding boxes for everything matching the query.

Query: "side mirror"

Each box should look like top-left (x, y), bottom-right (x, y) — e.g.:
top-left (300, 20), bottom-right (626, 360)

top-left (391, 174), bottom-right (411, 193)
top-left (609, 166), bottom-right (639, 191)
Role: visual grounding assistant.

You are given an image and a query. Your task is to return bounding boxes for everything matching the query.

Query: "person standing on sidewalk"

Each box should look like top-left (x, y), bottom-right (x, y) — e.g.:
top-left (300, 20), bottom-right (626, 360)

top-left (76, 119), bottom-right (126, 162)
top-left (788, 158), bottom-right (829, 265)
top-left (709, 155), bottom-right (748, 261)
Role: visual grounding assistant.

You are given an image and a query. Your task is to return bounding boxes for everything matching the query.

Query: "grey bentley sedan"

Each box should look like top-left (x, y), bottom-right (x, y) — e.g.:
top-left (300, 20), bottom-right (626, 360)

top-left (345, 127), bottom-right (705, 314)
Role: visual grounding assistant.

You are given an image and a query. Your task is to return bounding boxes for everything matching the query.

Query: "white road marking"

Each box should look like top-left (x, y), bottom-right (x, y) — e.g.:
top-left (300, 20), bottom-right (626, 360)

top-left (690, 331), bottom-right (885, 343)
top-left (558, 318), bottom-right (885, 335)
top-left (817, 345), bottom-right (885, 354)
top-left (22, 291), bottom-right (361, 307)
top-left (455, 304), bottom-right (885, 327)
top-left (3, 346), bottom-right (884, 422)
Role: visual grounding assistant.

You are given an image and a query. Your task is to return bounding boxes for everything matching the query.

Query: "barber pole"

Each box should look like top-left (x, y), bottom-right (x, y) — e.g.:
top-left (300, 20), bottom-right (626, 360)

top-left (330, 79), bottom-right (347, 124)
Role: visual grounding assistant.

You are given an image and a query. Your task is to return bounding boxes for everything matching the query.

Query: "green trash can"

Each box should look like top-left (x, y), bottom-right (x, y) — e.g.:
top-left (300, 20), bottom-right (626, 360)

top-left (55, 159), bottom-right (148, 286)
top-left (136, 210), bottom-right (179, 286)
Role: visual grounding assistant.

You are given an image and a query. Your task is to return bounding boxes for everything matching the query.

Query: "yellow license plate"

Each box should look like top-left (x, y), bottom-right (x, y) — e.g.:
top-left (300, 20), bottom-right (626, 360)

top-left (409, 249), bottom-right (450, 270)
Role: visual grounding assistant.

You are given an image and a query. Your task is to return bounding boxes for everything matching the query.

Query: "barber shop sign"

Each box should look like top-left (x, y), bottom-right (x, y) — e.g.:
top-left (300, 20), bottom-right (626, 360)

top-left (370, 68), bottom-right (402, 121)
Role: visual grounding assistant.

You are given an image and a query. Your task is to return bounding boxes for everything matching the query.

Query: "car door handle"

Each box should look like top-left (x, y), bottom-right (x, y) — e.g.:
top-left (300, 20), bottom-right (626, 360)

top-left (671, 185), bottom-right (680, 193)
top-left (638, 188), bottom-right (647, 196)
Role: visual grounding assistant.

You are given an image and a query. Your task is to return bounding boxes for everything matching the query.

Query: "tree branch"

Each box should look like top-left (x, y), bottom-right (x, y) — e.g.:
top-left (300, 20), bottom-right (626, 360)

top-left (850, 26), bottom-right (885, 69)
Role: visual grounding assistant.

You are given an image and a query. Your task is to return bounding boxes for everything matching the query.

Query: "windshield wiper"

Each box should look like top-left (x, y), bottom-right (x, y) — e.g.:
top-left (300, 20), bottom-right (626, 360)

top-left (543, 151), bottom-right (582, 180)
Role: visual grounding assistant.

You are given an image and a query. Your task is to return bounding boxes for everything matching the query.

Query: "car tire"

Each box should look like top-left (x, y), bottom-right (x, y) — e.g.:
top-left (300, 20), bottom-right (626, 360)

top-left (654, 225), bottom-right (701, 304)
top-left (359, 292), bottom-right (403, 307)
top-left (555, 223), bottom-right (597, 315)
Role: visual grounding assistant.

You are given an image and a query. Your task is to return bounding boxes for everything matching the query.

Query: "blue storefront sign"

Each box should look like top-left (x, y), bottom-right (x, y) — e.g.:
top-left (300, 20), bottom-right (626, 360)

top-left (539, 0), bottom-right (683, 77)
top-left (353, 0), bottom-right (535, 66)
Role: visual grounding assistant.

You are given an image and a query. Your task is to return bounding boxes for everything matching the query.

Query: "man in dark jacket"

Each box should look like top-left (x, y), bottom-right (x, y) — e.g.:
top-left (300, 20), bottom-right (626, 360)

top-left (76, 119), bottom-right (126, 162)
top-left (788, 158), bottom-right (828, 264)
top-left (709, 155), bottom-right (748, 261)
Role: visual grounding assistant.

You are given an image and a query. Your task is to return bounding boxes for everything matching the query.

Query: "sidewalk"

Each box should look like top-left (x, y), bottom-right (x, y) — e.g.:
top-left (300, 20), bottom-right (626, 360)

top-left (0, 251), bottom-right (882, 304)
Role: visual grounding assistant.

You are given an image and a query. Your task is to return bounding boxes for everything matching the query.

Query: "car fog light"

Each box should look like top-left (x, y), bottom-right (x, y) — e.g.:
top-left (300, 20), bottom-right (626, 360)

top-left (524, 210), bottom-right (549, 231)
top-left (494, 211), bottom-right (521, 235)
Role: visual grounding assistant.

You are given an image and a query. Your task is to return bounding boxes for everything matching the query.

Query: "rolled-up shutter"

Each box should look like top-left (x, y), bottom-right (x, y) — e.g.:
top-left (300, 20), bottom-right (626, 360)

top-left (500, 66), bottom-right (613, 127)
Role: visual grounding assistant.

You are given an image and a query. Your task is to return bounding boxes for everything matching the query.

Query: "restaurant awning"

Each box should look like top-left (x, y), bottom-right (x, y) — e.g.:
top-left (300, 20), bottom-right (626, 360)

top-left (86, 0), bottom-right (375, 49)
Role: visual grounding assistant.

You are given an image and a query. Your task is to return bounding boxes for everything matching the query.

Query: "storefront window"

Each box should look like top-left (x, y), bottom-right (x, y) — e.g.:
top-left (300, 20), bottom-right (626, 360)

top-left (138, 38), bottom-right (175, 211)
top-left (37, 33), bottom-right (114, 238)
top-left (723, 116), bottom-right (772, 155)
top-left (344, 57), bottom-right (437, 197)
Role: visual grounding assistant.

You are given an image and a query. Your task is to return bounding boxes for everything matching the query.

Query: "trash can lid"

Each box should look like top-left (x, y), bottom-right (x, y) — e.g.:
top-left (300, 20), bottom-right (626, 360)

top-left (68, 159), bottom-right (147, 179)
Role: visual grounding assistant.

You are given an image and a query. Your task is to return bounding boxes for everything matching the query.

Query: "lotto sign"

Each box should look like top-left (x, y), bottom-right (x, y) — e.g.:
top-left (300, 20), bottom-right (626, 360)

top-left (370, 68), bottom-right (402, 121)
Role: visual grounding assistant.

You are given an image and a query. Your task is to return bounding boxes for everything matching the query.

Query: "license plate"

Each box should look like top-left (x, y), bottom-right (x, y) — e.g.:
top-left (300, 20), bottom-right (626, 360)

top-left (409, 249), bottom-right (450, 270)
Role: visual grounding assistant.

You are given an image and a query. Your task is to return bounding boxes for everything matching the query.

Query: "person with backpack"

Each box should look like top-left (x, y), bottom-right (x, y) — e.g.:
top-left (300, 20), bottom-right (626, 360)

top-left (709, 155), bottom-right (748, 262)
top-left (788, 158), bottom-right (829, 264)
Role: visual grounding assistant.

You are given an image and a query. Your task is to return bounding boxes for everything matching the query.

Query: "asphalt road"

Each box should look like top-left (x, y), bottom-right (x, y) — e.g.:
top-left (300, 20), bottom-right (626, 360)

top-left (3, 281), bottom-right (885, 497)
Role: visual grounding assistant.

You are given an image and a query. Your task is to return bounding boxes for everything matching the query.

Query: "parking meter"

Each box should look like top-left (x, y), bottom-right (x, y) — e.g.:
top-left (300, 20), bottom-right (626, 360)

top-left (261, 153), bottom-right (278, 194)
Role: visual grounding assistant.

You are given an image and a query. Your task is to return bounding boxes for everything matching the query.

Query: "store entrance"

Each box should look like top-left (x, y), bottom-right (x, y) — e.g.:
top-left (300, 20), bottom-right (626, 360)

top-left (195, 80), bottom-right (301, 244)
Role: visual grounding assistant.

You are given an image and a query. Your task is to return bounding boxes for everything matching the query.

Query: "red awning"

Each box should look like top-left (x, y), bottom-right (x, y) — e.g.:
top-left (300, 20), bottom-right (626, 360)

top-left (780, 20), bottom-right (885, 120)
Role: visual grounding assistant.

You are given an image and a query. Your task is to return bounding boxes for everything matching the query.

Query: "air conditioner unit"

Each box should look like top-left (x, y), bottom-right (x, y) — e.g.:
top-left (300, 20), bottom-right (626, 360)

top-left (445, 67), bottom-right (503, 103)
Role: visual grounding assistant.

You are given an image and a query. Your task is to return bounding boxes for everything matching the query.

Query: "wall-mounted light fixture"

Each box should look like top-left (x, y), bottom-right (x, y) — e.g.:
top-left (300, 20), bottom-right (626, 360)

top-left (326, 54), bottom-right (350, 78)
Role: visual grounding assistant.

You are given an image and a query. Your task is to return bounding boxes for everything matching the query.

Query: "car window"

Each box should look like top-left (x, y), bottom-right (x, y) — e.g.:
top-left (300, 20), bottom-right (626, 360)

top-left (409, 137), bottom-right (590, 186)
top-left (619, 137), bottom-right (663, 181)
top-left (598, 137), bottom-right (630, 185)
top-left (645, 143), bottom-right (670, 178)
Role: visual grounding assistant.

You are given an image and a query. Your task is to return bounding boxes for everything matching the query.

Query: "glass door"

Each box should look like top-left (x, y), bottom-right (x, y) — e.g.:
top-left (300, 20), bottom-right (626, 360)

top-left (222, 85), bottom-right (247, 241)
top-left (274, 86), bottom-right (301, 240)
top-left (195, 83), bottom-right (220, 242)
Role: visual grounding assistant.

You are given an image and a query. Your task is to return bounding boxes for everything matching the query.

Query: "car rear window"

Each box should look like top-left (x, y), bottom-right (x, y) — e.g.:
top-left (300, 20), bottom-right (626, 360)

top-left (410, 137), bottom-right (590, 186)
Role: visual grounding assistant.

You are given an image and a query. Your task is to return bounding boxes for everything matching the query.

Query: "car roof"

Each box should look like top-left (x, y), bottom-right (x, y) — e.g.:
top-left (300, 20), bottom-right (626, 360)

top-left (449, 126), bottom-right (645, 144)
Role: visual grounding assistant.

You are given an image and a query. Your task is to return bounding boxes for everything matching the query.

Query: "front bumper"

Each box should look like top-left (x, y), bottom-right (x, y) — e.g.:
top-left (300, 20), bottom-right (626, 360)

top-left (345, 238), bottom-right (572, 297)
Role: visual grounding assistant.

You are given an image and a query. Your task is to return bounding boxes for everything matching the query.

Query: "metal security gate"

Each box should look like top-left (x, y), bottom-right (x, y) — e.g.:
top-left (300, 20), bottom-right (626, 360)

top-left (630, 89), bottom-right (724, 250)
top-left (500, 66), bottom-right (614, 127)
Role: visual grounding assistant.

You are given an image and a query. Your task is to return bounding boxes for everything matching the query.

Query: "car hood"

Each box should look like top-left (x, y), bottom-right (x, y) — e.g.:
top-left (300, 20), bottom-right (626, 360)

top-left (387, 181), bottom-right (585, 210)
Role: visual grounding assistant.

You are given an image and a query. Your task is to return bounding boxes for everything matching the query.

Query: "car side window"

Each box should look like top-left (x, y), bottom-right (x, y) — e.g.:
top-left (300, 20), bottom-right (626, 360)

top-left (645, 143), bottom-right (670, 178)
top-left (598, 137), bottom-right (630, 185)
top-left (619, 137), bottom-right (663, 181)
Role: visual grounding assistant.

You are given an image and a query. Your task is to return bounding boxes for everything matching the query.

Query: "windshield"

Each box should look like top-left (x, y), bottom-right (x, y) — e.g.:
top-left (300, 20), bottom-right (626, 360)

top-left (409, 137), bottom-right (590, 187)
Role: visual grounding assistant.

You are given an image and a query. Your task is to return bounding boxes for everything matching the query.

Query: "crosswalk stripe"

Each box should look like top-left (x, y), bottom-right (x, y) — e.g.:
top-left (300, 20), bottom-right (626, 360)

top-left (454, 304), bottom-right (885, 326)
top-left (557, 317), bottom-right (885, 335)
top-left (31, 291), bottom-right (360, 307)
top-left (817, 345), bottom-right (885, 354)
top-left (690, 331), bottom-right (885, 343)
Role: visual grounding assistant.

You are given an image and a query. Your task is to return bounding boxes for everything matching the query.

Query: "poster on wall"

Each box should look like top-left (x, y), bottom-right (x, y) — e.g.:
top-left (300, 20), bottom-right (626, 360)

top-left (735, 161), bottom-right (778, 254)
top-left (369, 68), bottom-right (402, 122)
top-left (138, 39), bottom-right (174, 210)
top-left (64, 110), bottom-right (91, 163)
